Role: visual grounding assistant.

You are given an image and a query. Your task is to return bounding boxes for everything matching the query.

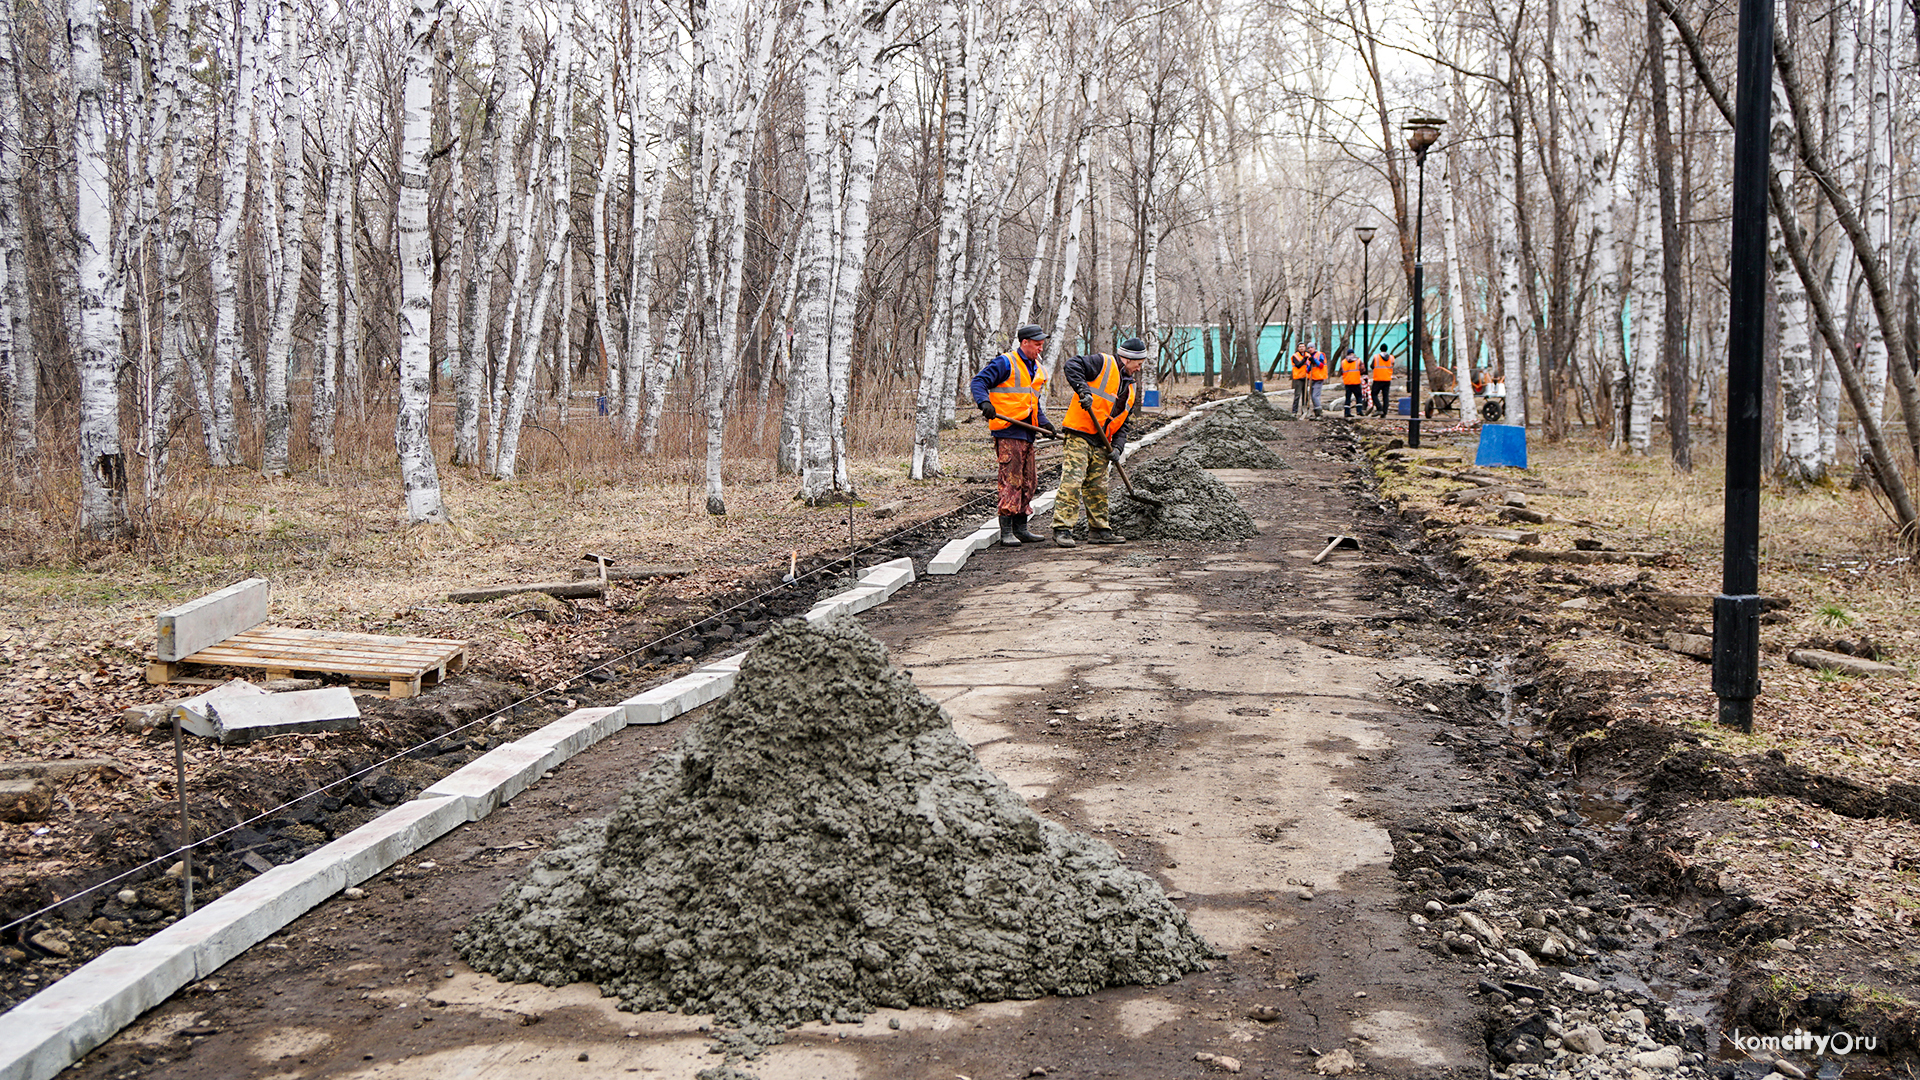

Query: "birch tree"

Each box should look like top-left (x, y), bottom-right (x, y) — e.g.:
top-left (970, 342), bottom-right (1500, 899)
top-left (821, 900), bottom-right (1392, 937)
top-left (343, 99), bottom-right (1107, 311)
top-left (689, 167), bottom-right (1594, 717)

top-left (907, 0), bottom-right (972, 482)
top-left (396, 0), bottom-right (450, 523)
top-left (71, 0), bottom-right (126, 536)
top-left (208, 0), bottom-right (264, 468)
top-left (454, 0), bottom-right (526, 467)
top-left (261, 1), bottom-right (306, 477)
top-left (0, 0), bottom-right (26, 476)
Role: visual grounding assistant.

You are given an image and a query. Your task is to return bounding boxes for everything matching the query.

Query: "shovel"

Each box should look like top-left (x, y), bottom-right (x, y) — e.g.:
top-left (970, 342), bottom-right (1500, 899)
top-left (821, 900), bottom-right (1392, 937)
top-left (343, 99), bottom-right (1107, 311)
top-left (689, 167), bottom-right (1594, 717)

top-left (993, 415), bottom-right (1061, 440)
top-left (1094, 421), bottom-right (1164, 509)
top-left (1312, 535), bottom-right (1360, 564)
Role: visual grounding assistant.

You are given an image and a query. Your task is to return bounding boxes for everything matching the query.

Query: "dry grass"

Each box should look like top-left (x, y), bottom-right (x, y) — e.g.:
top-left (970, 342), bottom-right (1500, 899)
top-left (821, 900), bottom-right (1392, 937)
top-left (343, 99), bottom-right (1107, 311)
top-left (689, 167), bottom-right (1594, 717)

top-left (1375, 421), bottom-right (1920, 1011)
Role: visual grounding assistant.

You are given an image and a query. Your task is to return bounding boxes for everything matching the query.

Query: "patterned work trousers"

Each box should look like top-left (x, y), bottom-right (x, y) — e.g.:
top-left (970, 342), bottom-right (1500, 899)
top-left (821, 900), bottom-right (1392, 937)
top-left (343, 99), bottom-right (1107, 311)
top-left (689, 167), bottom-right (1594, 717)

top-left (995, 436), bottom-right (1038, 515)
top-left (1052, 435), bottom-right (1113, 533)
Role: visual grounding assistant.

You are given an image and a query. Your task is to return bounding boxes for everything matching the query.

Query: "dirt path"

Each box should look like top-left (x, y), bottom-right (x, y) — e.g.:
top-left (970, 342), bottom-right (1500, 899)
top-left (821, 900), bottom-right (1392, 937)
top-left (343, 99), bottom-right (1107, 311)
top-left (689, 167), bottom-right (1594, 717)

top-left (59, 414), bottom-right (1495, 1080)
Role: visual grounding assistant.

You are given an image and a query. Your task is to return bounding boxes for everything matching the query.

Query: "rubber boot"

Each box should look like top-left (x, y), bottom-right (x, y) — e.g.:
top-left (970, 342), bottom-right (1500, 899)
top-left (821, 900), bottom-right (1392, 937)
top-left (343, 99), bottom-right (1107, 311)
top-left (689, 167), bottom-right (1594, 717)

top-left (998, 515), bottom-right (1022, 545)
top-left (1011, 513), bottom-right (1044, 544)
top-left (1088, 527), bottom-right (1127, 544)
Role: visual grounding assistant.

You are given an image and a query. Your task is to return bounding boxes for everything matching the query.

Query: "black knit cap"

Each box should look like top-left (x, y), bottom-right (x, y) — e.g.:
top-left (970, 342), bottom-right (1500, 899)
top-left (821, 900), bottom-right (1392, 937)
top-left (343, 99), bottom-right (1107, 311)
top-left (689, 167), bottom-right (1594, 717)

top-left (1117, 338), bottom-right (1151, 360)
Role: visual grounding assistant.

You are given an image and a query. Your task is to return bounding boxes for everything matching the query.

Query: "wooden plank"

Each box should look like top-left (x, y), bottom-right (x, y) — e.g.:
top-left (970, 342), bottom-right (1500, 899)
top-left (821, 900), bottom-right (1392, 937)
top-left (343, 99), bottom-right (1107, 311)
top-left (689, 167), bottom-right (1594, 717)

top-left (154, 578), bottom-right (269, 662)
top-left (449, 580), bottom-right (604, 602)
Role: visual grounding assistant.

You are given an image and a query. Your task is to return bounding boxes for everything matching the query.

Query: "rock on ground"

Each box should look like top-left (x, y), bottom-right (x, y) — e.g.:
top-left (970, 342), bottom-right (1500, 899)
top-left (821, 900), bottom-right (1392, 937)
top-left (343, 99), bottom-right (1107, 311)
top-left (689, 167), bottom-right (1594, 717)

top-left (457, 615), bottom-right (1216, 1026)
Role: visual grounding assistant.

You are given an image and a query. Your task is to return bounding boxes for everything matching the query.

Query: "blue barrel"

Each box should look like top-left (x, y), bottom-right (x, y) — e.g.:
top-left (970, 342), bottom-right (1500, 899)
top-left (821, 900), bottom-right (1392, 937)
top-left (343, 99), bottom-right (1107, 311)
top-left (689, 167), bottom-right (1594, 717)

top-left (1475, 424), bottom-right (1528, 468)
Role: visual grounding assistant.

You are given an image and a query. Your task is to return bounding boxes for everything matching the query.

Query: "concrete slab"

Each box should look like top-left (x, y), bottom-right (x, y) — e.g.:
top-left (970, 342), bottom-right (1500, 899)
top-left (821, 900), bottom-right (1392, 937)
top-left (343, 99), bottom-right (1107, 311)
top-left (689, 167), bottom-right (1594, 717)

top-left (927, 537), bottom-right (974, 575)
top-left (205, 686), bottom-right (360, 745)
top-left (0, 941), bottom-right (201, 1080)
top-left (295, 796), bottom-right (466, 890)
top-left (154, 578), bottom-right (269, 662)
top-left (515, 707), bottom-right (624, 763)
top-left (172, 679), bottom-right (269, 739)
top-left (820, 584), bottom-right (887, 616)
top-left (964, 527), bottom-right (1000, 552)
top-left (856, 557), bottom-right (916, 597)
top-left (141, 858), bottom-right (350, 979)
top-left (417, 741), bottom-right (564, 820)
top-left (618, 669), bottom-right (734, 725)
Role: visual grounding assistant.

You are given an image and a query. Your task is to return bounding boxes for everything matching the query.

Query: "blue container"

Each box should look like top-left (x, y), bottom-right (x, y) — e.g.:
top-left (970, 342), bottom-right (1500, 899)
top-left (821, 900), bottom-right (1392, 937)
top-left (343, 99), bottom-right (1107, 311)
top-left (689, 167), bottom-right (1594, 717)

top-left (1142, 389), bottom-right (1161, 407)
top-left (1252, 380), bottom-right (1264, 392)
top-left (1475, 424), bottom-right (1529, 468)
top-left (1397, 396), bottom-right (1413, 416)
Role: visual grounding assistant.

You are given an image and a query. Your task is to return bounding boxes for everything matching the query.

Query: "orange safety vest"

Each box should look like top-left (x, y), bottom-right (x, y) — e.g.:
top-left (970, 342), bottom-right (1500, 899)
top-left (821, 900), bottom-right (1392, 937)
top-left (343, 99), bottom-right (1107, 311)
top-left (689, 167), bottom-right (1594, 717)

top-left (1340, 355), bottom-right (1365, 385)
top-left (1290, 352), bottom-right (1312, 380)
top-left (1063, 354), bottom-right (1136, 443)
top-left (1371, 353), bottom-right (1394, 382)
top-left (1307, 352), bottom-right (1328, 381)
top-left (986, 351), bottom-right (1046, 432)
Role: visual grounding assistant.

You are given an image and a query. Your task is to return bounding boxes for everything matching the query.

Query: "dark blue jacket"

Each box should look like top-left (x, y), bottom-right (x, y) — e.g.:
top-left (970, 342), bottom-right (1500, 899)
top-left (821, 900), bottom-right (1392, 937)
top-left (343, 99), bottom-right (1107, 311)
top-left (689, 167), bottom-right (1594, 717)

top-left (970, 351), bottom-right (1052, 441)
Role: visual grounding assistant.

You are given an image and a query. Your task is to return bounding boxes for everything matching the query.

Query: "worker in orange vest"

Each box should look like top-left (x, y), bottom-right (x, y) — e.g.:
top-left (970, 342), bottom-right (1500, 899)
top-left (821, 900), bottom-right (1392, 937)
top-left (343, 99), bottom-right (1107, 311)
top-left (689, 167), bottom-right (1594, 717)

top-left (970, 324), bottom-right (1058, 546)
top-left (1370, 349), bottom-right (1395, 416)
top-left (1305, 345), bottom-right (1329, 416)
top-left (1288, 344), bottom-right (1313, 416)
top-left (1051, 338), bottom-right (1145, 546)
top-left (1338, 348), bottom-right (1367, 417)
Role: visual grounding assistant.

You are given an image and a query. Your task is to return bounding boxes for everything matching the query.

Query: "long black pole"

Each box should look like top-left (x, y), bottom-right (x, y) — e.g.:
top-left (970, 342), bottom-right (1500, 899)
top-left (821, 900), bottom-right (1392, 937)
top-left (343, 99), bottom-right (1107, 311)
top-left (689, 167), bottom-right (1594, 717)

top-left (1408, 157), bottom-right (1428, 448)
top-left (1360, 241), bottom-right (1371, 371)
top-left (1713, 0), bottom-right (1773, 732)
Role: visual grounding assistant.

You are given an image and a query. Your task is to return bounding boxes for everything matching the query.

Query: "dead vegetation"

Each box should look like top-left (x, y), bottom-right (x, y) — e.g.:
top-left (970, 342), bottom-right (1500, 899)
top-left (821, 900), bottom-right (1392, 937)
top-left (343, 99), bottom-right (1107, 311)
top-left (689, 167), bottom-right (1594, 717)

top-left (1372, 422), bottom-right (1920, 1045)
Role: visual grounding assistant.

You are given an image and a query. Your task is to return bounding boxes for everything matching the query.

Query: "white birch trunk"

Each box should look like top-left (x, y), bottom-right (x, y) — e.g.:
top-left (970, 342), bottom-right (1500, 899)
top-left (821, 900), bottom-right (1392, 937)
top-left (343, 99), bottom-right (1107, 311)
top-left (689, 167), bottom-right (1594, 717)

top-left (908, 0), bottom-right (969, 482)
top-left (261, 2), bottom-right (305, 477)
top-left (1494, 27), bottom-right (1527, 428)
top-left (148, 0), bottom-right (194, 489)
top-left (1628, 190), bottom-right (1662, 455)
top-left (794, 0), bottom-right (840, 493)
top-left (457, 0), bottom-right (525, 466)
top-left (822, 0), bottom-right (894, 492)
top-left (1442, 154), bottom-right (1475, 423)
top-left (1858, 2), bottom-right (1890, 426)
top-left (488, 120), bottom-right (539, 474)
top-left (314, 81), bottom-right (343, 461)
top-left (588, 1), bottom-right (621, 422)
top-left (208, 0), bottom-right (261, 468)
top-left (1574, 0), bottom-right (1615, 436)
top-left (0, 0), bottom-right (29, 473)
top-left (498, 17), bottom-right (575, 482)
top-left (338, 27), bottom-right (365, 424)
top-left (1774, 67), bottom-right (1820, 481)
top-left (396, 0), bottom-right (449, 523)
top-left (1042, 76), bottom-right (1098, 381)
top-left (71, 0), bottom-right (126, 536)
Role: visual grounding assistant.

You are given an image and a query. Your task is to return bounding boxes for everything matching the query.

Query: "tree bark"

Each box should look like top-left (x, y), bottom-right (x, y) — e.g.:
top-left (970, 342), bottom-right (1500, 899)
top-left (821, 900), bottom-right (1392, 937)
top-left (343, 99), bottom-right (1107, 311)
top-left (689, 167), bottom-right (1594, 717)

top-left (396, 0), bottom-right (450, 524)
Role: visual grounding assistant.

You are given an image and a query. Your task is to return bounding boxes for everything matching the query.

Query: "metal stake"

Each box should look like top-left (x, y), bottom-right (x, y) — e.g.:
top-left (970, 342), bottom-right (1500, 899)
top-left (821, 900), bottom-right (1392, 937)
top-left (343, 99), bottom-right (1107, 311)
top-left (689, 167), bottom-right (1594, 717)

top-left (173, 714), bottom-right (193, 916)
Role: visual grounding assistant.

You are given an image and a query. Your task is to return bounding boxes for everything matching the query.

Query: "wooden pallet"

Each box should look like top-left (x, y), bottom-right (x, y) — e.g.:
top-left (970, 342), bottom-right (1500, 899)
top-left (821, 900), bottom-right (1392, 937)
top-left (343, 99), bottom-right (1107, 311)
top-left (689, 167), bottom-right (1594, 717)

top-left (147, 626), bottom-right (468, 698)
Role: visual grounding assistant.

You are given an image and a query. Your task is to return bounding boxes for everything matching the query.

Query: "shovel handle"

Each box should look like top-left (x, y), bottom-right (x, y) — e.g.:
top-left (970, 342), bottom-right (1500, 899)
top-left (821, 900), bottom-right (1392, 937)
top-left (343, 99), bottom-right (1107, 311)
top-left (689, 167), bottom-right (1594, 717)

top-left (994, 415), bottom-right (1059, 439)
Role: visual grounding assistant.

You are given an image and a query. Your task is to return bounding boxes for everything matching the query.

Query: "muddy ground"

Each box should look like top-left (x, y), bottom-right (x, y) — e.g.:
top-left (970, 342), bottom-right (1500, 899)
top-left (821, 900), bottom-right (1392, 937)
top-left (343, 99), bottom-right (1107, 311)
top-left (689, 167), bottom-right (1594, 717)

top-left (9, 399), bottom-right (1919, 1079)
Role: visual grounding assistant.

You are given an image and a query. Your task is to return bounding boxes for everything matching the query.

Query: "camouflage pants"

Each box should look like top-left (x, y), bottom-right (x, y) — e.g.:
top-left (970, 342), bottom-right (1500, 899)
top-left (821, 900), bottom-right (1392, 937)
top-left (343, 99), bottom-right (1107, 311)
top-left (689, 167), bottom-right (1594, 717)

top-left (1052, 435), bottom-right (1112, 532)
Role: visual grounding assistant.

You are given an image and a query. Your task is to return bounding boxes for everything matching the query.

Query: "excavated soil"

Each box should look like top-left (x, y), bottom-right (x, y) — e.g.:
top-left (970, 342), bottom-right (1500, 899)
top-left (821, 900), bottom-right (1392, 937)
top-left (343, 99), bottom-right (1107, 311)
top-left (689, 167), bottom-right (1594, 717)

top-left (456, 615), bottom-right (1216, 1026)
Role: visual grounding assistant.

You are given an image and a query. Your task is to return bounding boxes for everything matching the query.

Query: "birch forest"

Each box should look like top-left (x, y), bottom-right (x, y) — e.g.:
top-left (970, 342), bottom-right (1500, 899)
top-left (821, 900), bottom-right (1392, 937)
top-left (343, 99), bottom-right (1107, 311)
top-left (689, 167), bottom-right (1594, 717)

top-left (0, 0), bottom-right (1916, 539)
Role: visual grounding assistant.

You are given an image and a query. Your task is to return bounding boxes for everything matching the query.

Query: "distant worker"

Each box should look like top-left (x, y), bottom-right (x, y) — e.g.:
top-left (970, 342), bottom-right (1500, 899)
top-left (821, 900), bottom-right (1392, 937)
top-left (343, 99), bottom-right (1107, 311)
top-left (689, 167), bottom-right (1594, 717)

top-left (971, 324), bottom-right (1057, 547)
top-left (1051, 337), bottom-right (1146, 547)
top-left (1338, 347), bottom-right (1367, 418)
top-left (1306, 343), bottom-right (1329, 416)
top-left (1371, 348), bottom-right (1395, 416)
top-left (1288, 343), bottom-right (1313, 415)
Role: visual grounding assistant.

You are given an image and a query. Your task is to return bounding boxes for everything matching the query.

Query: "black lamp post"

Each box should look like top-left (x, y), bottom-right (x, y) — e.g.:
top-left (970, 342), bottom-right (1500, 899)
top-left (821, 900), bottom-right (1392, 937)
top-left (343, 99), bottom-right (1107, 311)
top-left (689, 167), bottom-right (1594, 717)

top-left (1714, 0), bottom-right (1773, 732)
top-left (1404, 117), bottom-right (1443, 448)
top-left (1356, 226), bottom-right (1376, 375)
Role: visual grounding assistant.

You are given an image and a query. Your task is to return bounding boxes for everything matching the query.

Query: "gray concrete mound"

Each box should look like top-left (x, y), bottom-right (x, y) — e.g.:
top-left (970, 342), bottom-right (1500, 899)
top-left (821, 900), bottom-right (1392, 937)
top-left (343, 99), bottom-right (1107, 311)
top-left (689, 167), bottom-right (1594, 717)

top-left (1185, 415), bottom-right (1288, 469)
top-left (1109, 447), bottom-right (1259, 540)
top-left (456, 616), bottom-right (1216, 1027)
top-left (1220, 391), bottom-right (1284, 421)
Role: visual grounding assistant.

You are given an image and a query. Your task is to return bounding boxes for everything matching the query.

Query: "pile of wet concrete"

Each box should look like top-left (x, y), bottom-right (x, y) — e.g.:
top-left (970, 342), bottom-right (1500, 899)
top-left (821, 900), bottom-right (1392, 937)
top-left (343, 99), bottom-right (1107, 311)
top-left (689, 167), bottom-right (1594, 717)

top-left (457, 615), bottom-right (1215, 1026)
top-left (1109, 445), bottom-right (1261, 541)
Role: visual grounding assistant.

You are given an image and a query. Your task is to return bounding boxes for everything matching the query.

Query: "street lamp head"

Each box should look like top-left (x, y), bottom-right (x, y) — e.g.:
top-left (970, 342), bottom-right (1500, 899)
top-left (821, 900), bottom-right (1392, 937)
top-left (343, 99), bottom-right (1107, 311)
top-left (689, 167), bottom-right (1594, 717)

top-left (1404, 117), bottom-right (1445, 162)
top-left (1356, 225), bottom-right (1376, 245)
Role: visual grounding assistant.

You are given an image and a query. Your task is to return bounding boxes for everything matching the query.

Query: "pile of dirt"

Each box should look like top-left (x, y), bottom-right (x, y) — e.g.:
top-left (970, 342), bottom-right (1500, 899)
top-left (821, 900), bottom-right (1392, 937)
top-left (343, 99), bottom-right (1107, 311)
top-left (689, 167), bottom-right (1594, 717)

top-left (1217, 392), bottom-right (1286, 423)
top-left (455, 615), bottom-right (1216, 1026)
top-left (1109, 448), bottom-right (1259, 540)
